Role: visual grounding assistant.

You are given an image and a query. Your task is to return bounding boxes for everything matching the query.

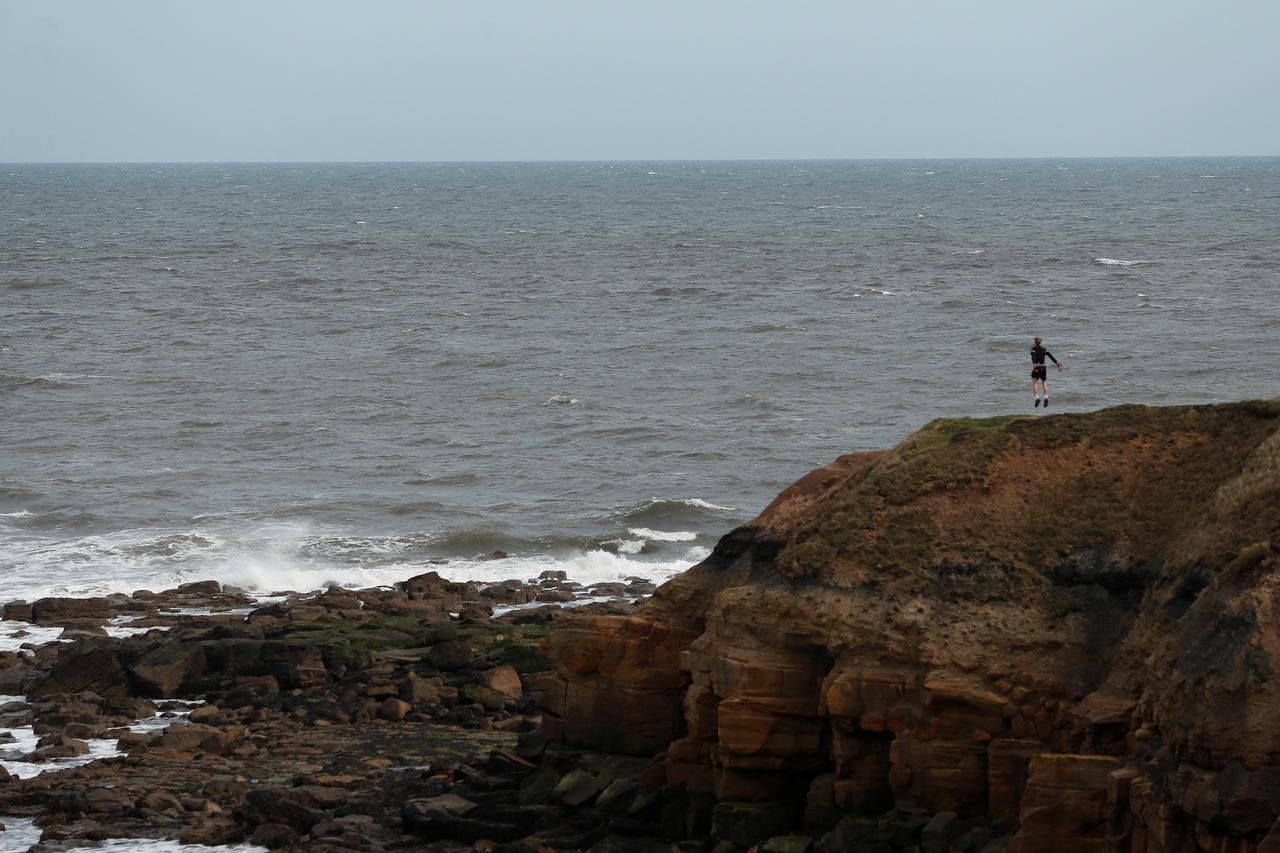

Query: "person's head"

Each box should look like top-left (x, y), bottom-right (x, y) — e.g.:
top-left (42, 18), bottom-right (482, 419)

top-left (1034, 336), bottom-right (1042, 346)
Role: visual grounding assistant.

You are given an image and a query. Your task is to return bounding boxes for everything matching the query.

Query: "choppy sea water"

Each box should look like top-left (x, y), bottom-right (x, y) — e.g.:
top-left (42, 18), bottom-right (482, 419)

top-left (3, 159), bottom-right (1279, 602)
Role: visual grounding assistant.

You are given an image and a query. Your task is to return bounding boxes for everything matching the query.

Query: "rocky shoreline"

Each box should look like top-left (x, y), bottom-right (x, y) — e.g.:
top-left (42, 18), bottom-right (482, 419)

top-left (0, 571), bottom-right (672, 852)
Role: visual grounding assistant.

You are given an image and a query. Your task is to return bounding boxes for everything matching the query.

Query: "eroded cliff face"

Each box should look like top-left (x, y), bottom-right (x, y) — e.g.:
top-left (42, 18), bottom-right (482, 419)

top-left (537, 400), bottom-right (1280, 851)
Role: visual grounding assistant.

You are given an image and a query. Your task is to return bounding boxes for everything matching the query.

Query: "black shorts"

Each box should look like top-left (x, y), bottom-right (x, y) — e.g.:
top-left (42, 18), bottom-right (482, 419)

top-left (1031, 365), bottom-right (1047, 381)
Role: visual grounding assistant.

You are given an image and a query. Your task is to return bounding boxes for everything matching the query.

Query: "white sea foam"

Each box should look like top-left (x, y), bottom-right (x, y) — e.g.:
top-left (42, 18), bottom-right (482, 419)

top-left (0, 520), bottom-right (708, 601)
top-left (0, 721), bottom-right (121, 780)
top-left (442, 547), bottom-right (710, 587)
top-left (1094, 257), bottom-right (1148, 266)
top-left (672, 498), bottom-right (736, 512)
top-left (0, 816), bottom-right (264, 853)
top-left (609, 538), bottom-right (647, 555)
top-left (628, 528), bottom-right (698, 542)
top-left (0, 622), bottom-right (65, 654)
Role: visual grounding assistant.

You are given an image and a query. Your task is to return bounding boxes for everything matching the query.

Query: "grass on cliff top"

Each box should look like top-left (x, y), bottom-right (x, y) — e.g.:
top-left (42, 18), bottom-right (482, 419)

top-left (776, 399), bottom-right (1280, 586)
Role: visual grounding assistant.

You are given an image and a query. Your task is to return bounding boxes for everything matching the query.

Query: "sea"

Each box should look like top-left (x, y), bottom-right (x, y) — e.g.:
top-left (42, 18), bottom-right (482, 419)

top-left (3, 158), bottom-right (1279, 604)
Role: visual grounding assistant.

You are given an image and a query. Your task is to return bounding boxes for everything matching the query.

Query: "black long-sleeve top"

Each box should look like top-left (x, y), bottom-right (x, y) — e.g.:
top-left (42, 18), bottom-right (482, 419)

top-left (1031, 345), bottom-right (1058, 365)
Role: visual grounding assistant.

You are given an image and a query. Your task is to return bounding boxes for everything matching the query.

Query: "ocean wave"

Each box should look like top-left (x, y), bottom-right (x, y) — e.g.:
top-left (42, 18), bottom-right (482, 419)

top-left (0, 372), bottom-right (74, 392)
top-left (614, 497), bottom-right (738, 529)
top-left (1094, 257), bottom-right (1149, 266)
top-left (0, 516), bottom-right (717, 602)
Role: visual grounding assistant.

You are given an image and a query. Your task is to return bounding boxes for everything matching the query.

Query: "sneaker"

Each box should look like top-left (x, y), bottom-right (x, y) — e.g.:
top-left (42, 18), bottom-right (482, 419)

top-left (1044, 399), bottom-right (1050, 408)
top-left (1034, 399), bottom-right (1040, 407)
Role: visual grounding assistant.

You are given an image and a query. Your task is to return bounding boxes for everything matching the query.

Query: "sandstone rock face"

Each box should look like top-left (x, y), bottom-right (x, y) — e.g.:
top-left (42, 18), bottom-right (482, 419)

top-left (538, 401), bottom-right (1280, 851)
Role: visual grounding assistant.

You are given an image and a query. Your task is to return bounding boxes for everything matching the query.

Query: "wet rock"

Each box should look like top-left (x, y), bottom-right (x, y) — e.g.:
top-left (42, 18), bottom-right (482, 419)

top-left (62, 721), bottom-right (111, 740)
top-left (31, 597), bottom-right (113, 624)
top-left (921, 811), bottom-right (962, 853)
top-left (463, 684), bottom-right (511, 712)
top-left (518, 765), bottom-right (561, 805)
top-left (711, 802), bottom-right (791, 849)
top-left (2, 601), bottom-right (33, 622)
top-left (187, 704), bottom-right (226, 725)
top-left (250, 822), bottom-right (298, 848)
top-left (378, 697), bottom-right (412, 721)
top-left (83, 787), bottom-right (135, 815)
top-left (515, 732), bottom-right (547, 761)
top-left (596, 778), bottom-right (640, 814)
top-left (129, 641), bottom-right (207, 697)
top-left (552, 768), bottom-right (603, 808)
top-left (203, 775), bottom-right (251, 802)
top-left (401, 672), bottom-right (443, 704)
top-left (478, 665), bottom-right (523, 700)
top-left (28, 640), bottom-right (131, 699)
top-left (58, 627), bottom-right (107, 641)
top-left (402, 793), bottom-right (479, 835)
top-left (428, 640), bottom-right (484, 671)
top-left (176, 580), bottom-right (223, 595)
top-left (153, 722), bottom-right (229, 753)
top-left (761, 836), bottom-right (814, 853)
top-left (142, 791), bottom-right (186, 813)
top-left (28, 732), bottom-right (90, 758)
top-left (0, 663), bottom-right (35, 695)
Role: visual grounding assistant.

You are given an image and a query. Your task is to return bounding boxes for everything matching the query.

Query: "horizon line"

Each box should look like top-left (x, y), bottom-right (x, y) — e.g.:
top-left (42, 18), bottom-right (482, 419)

top-left (4, 153), bottom-right (1279, 167)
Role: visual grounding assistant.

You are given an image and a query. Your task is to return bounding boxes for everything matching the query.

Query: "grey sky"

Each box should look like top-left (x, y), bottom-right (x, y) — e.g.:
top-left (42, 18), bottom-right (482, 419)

top-left (2, 0), bottom-right (1277, 162)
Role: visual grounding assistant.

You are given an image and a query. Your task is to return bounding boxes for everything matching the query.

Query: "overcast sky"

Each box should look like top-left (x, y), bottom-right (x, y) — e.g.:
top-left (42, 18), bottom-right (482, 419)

top-left (2, 0), bottom-right (1277, 162)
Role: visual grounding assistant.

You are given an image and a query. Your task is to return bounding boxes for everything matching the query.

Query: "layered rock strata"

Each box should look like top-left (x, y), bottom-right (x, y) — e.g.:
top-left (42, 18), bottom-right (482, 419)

top-left (539, 400), bottom-right (1280, 851)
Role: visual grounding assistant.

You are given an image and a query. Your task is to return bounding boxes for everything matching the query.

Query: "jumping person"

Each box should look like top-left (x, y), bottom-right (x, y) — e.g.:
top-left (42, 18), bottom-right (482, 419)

top-left (1030, 336), bottom-right (1063, 407)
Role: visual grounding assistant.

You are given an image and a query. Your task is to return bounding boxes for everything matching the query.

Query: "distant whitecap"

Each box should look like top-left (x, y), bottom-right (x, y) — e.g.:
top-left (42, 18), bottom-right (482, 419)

top-left (1094, 257), bottom-right (1147, 266)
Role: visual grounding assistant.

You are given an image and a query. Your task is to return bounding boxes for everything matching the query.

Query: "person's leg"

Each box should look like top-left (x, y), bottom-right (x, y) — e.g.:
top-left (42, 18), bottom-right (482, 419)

top-left (1032, 378), bottom-right (1041, 405)
top-left (1042, 379), bottom-right (1050, 407)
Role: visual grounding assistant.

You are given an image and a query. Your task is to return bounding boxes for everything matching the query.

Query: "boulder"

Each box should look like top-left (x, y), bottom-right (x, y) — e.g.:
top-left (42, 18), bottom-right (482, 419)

top-left (83, 787), bottom-right (135, 815)
top-left (401, 672), bottom-right (443, 704)
top-left (129, 641), bottom-right (207, 697)
top-left (552, 769), bottom-right (603, 808)
top-left (427, 639), bottom-right (485, 671)
top-left (712, 801), bottom-right (792, 848)
top-left (175, 580), bottom-right (222, 595)
top-left (921, 811), bottom-right (962, 853)
top-left (31, 597), bottom-right (113, 624)
top-left (250, 823), bottom-right (297, 849)
top-left (28, 641), bottom-right (131, 699)
top-left (0, 664), bottom-right (34, 696)
top-left (402, 793), bottom-right (479, 835)
top-left (2, 601), bottom-right (33, 622)
top-left (478, 664), bottom-right (524, 700)
top-left (378, 697), bottom-right (412, 721)
top-left (518, 765), bottom-right (560, 806)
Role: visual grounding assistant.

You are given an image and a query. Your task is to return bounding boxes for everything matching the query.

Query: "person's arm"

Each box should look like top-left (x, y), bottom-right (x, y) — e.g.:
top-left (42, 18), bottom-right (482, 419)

top-left (1048, 351), bottom-right (1063, 369)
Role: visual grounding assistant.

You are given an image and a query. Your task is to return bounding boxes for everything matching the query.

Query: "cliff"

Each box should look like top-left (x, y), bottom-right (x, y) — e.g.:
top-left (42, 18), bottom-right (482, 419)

top-left (537, 400), bottom-right (1280, 851)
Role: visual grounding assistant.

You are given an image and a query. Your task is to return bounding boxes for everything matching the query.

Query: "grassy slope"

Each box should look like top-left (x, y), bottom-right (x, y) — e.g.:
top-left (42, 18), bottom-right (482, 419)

top-left (771, 400), bottom-right (1280, 592)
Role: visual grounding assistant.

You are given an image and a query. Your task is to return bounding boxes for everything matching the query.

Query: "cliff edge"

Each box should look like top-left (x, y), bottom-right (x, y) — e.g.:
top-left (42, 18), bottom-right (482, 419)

top-left (537, 400), bottom-right (1280, 851)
